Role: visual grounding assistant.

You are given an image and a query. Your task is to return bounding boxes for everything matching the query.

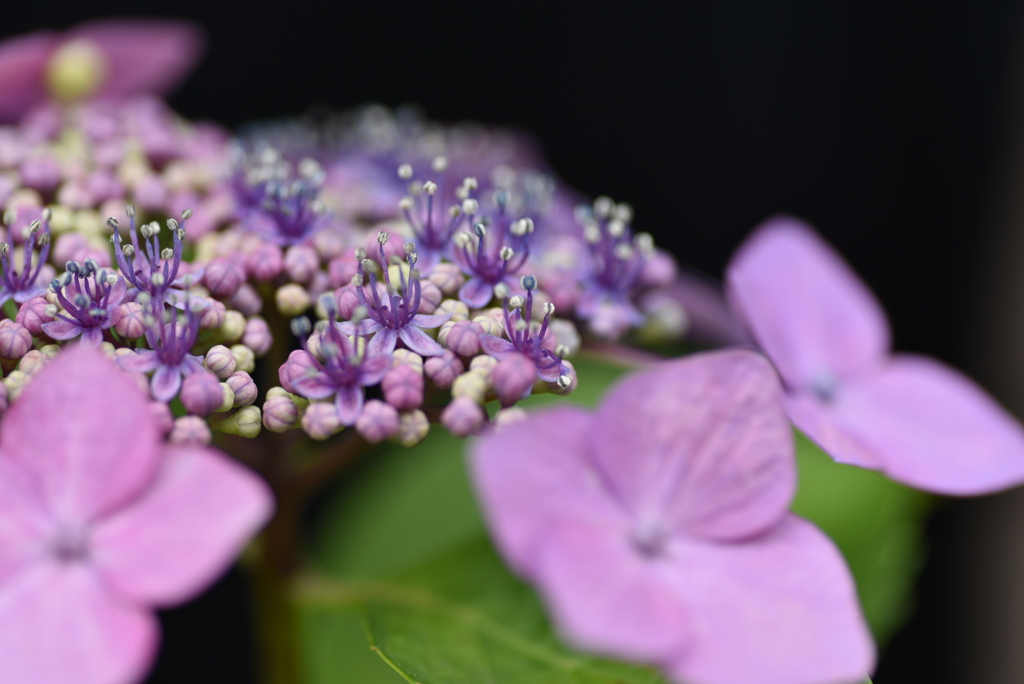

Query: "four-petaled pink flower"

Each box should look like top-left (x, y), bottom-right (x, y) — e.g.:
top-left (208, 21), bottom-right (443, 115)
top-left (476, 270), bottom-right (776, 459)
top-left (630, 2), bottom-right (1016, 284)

top-left (0, 19), bottom-right (204, 122)
top-left (727, 217), bottom-right (1024, 494)
top-left (0, 345), bottom-right (273, 684)
top-left (471, 349), bottom-right (874, 684)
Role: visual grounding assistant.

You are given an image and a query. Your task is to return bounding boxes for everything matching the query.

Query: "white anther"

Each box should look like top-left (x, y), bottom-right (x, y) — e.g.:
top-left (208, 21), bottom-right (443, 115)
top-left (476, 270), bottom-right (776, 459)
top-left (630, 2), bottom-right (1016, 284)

top-left (462, 198), bottom-right (479, 215)
top-left (423, 180), bottom-right (438, 195)
top-left (500, 246), bottom-right (514, 261)
top-left (454, 232), bottom-right (471, 248)
top-left (614, 203), bottom-right (634, 223)
top-left (509, 295), bottom-right (525, 309)
top-left (634, 232), bottom-right (655, 254)
top-left (149, 221), bottom-right (161, 235)
top-left (399, 197), bottom-right (414, 211)
top-left (463, 177), bottom-right (478, 190)
top-left (431, 156), bottom-right (448, 172)
top-left (106, 217), bottom-right (119, 230)
top-left (151, 273), bottom-right (166, 287)
top-left (408, 180), bottom-right (423, 195)
top-left (125, 204), bottom-right (136, 217)
top-left (377, 231), bottom-right (389, 245)
top-left (593, 196), bottom-right (614, 218)
top-left (398, 164), bottom-right (414, 180)
top-left (607, 219), bottom-right (626, 238)
top-left (555, 344), bottom-right (570, 358)
top-left (161, 248), bottom-right (173, 260)
top-left (122, 245), bottom-right (135, 259)
top-left (544, 302), bottom-right (555, 316)
top-left (614, 243), bottom-right (635, 260)
top-left (515, 319), bottom-right (528, 332)
top-left (41, 207), bottom-right (52, 222)
top-left (44, 305), bottom-right (58, 317)
top-left (494, 282), bottom-right (511, 299)
top-left (181, 209), bottom-right (193, 220)
top-left (583, 225), bottom-right (602, 244)
top-left (556, 375), bottom-right (571, 389)
top-left (448, 205), bottom-right (461, 218)
top-left (511, 217), bottom-right (534, 236)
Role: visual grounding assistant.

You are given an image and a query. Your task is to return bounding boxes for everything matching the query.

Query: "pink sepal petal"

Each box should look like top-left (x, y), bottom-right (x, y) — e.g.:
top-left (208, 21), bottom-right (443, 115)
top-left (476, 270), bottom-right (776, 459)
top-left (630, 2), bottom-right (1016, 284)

top-left (0, 459), bottom-right (50, 586)
top-left (798, 355), bottom-right (1024, 495)
top-left (71, 20), bottom-right (205, 98)
top-left (0, 562), bottom-right (158, 684)
top-left (535, 521), bottom-right (692, 664)
top-left (590, 349), bottom-right (795, 542)
top-left (665, 515), bottom-right (875, 684)
top-left (726, 217), bottom-right (890, 390)
top-left (358, 354), bottom-right (392, 385)
top-left (479, 334), bottom-right (515, 358)
top-left (0, 31), bottom-right (55, 122)
top-left (409, 313), bottom-right (450, 329)
top-left (470, 406), bottom-right (625, 577)
top-left (117, 348), bottom-right (159, 373)
top-left (92, 446), bottom-right (273, 606)
top-left (1, 346), bottom-right (159, 524)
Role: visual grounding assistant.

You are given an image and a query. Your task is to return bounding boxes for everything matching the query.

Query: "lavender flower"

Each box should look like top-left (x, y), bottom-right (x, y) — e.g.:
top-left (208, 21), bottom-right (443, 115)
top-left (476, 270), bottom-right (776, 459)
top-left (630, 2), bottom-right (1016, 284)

top-left (0, 210), bottom-right (51, 306)
top-left (109, 208), bottom-right (191, 304)
top-left (397, 165), bottom-right (475, 270)
top-left (452, 201), bottom-right (534, 308)
top-left (480, 275), bottom-right (568, 384)
top-left (42, 259), bottom-right (126, 346)
top-left (727, 217), bottom-right (1024, 494)
top-left (471, 350), bottom-right (874, 684)
top-left (339, 232), bottom-right (449, 356)
top-left (117, 296), bottom-right (205, 402)
top-left (0, 345), bottom-right (271, 684)
top-left (238, 155), bottom-right (328, 245)
top-left (284, 301), bottom-right (392, 426)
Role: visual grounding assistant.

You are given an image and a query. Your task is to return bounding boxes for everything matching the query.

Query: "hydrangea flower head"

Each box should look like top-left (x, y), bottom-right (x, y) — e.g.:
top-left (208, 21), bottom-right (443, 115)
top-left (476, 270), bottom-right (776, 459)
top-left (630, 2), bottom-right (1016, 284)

top-left (472, 349), bottom-right (874, 684)
top-left (727, 216), bottom-right (1024, 494)
top-left (42, 259), bottom-right (126, 346)
top-left (0, 345), bottom-right (272, 683)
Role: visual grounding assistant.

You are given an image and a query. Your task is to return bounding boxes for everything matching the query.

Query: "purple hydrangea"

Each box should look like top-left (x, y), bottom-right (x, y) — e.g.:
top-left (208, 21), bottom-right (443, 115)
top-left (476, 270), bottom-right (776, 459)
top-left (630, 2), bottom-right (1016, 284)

top-left (0, 210), bottom-right (51, 306)
top-left (339, 232), bottom-right (449, 356)
top-left (117, 296), bottom-right (205, 402)
top-left (480, 274), bottom-right (567, 384)
top-left (42, 259), bottom-right (126, 346)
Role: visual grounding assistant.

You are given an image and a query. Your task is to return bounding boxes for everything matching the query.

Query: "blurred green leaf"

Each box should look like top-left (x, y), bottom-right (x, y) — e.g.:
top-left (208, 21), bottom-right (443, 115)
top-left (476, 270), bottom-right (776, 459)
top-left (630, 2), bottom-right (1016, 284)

top-left (297, 352), bottom-right (931, 682)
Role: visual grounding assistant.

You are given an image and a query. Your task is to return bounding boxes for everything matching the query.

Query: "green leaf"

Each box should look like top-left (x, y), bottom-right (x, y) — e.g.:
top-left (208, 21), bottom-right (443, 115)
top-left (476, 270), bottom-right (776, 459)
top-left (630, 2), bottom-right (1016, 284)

top-left (298, 352), bottom-right (932, 682)
top-left (297, 538), bottom-right (671, 684)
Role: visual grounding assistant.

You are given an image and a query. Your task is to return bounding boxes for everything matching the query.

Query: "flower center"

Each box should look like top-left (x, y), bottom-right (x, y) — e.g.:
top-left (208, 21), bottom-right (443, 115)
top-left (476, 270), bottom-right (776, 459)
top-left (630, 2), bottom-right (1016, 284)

top-left (50, 527), bottom-right (90, 564)
top-left (629, 519), bottom-right (670, 559)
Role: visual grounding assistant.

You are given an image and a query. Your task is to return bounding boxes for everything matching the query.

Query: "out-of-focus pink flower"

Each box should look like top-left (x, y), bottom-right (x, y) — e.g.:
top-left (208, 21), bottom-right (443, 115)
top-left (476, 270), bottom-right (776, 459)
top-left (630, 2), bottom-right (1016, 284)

top-left (0, 345), bottom-right (272, 683)
top-left (0, 19), bottom-right (204, 122)
top-left (727, 216), bottom-right (1024, 494)
top-left (472, 349), bottom-right (874, 684)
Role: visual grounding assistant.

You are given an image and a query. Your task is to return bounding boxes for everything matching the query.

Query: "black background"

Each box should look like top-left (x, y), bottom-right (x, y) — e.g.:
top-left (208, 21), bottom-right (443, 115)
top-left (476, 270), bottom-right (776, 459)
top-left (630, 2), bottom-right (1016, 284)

top-left (5, 2), bottom-right (1022, 682)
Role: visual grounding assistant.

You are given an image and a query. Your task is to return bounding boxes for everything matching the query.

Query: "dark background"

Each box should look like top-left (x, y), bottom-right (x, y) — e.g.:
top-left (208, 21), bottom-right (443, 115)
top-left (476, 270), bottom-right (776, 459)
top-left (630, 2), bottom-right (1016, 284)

top-left (6, 2), bottom-right (1024, 682)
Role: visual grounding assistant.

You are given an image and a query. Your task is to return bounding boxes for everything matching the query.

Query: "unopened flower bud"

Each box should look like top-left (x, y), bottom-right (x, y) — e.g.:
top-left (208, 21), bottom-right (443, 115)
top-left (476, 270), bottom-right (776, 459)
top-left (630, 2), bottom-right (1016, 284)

top-left (492, 353), bottom-right (537, 407)
top-left (169, 416), bottom-right (212, 445)
top-left (284, 245), bottom-right (320, 283)
top-left (397, 409), bottom-right (430, 447)
top-left (243, 316), bottom-right (273, 356)
top-left (436, 298), bottom-right (469, 323)
top-left (230, 344), bottom-right (256, 373)
top-left (18, 349), bottom-right (48, 376)
top-left (0, 322), bottom-right (31, 360)
top-left (472, 315), bottom-right (503, 338)
top-left (451, 371), bottom-right (487, 404)
top-left (196, 298), bottom-right (227, 331)
top-left (16, 297), bottom-right (51, 336)
top-left (247, 242), bottom-right (284, 281)
top-left (227, 371), bottom-right (257, 406)
top-left (263, 394), bottom-right (299, 432)
top-left (440, 396), bottom-right (485, 437)
top-left (276, 283), bottom-right (311, 316)
top-left (444, 320), bottom-right (484, 357)
top-left (382, 364), bottom-right (424, 410)
top-left (390, 349), bottom-right (423, 373)
top-left (229, 283), bottom-right (263, 316)
top-left (428, 263), bottom-right (465, 295)
top-left (180, 371), bottom-right (226, 417)
top-left (218, 310), bottom-right (246, 342)
top-left (301, 402), bottom-right (342, 441)
top-left (424, 351), bottom-right (464, 390)
top-left (233, 406), bottom-right (262, 438)
top-left (203, 258), bottom-right (244, 299)
top-left (204, 345), bottom-right (237, 379)
top-left (355, 399), bottom-right (399, 444)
